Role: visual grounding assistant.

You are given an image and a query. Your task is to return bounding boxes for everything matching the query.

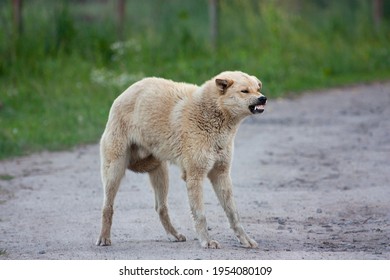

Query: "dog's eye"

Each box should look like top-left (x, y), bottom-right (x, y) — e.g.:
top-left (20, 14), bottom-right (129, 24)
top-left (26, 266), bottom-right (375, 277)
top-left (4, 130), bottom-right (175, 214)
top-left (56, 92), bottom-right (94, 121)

top-left (241, 90), bottom-right (249, 93)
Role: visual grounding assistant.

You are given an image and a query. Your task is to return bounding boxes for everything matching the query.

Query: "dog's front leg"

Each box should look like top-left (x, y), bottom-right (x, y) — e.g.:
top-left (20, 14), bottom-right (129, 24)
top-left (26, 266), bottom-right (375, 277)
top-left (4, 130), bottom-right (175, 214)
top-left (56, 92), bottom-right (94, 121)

top-left (186, 175), bottom-right (220, 249)
top-left (208, 166), bottom-right (258, 248)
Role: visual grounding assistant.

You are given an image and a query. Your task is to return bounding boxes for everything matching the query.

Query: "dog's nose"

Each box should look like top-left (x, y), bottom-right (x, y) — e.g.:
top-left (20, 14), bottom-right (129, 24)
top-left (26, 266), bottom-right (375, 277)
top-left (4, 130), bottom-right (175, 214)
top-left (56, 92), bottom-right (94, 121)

top-left (258, 96), bottom-right (267, 105)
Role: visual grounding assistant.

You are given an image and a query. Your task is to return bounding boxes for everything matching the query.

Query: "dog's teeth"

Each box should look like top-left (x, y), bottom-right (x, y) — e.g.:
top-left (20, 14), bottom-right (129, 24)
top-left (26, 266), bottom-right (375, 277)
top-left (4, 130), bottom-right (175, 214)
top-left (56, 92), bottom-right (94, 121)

top-left (254, 104), bottom-right (265, 112)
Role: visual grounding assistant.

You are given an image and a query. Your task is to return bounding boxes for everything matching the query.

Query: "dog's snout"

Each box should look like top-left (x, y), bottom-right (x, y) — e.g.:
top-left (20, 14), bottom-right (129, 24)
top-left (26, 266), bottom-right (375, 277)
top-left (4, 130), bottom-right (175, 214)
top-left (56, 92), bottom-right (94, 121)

top-left (258, 96), bottom-right (267, 105)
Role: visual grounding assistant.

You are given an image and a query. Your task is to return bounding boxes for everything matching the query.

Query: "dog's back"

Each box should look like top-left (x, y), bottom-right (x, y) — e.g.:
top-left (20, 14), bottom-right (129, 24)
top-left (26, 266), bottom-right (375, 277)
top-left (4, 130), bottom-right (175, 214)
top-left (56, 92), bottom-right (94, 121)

top-left (104, 77), bottom-right (198, 163)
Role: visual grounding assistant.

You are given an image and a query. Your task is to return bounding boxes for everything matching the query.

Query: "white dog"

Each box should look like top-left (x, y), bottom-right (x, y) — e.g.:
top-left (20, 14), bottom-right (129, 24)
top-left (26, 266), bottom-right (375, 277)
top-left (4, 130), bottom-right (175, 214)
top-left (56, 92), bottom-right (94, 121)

top-left (96, 71), bottom-right (267, 248)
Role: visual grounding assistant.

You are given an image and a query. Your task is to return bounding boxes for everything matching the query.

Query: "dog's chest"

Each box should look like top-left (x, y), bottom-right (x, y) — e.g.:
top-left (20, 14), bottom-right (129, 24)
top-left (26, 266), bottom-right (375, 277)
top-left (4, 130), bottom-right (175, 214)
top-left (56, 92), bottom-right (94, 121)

top-left (212, 130), bottom-right (234, 158)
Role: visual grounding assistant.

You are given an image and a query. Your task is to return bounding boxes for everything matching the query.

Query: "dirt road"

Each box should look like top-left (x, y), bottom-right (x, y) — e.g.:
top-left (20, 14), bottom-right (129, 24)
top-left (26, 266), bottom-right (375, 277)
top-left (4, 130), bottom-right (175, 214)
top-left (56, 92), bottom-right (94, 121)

top-left (1, 83), bottom-right (389, 259)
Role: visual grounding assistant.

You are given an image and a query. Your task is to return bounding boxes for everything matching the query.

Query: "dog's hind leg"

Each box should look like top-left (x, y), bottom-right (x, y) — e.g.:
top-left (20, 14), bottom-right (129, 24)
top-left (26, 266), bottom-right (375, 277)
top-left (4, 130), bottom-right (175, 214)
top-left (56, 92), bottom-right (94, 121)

top-left (96, 139), bottom-right (128, 246)
top-left (148, 162), bottom-right (186, 242)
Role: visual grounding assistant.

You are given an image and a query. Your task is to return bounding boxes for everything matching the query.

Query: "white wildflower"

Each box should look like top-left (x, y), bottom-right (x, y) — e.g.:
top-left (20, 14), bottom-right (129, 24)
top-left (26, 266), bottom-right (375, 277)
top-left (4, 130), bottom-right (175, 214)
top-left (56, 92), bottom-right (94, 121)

top-left (90, 68), bottom-right (144, 88)
top-left (110, 39), bottom-right (142, 61)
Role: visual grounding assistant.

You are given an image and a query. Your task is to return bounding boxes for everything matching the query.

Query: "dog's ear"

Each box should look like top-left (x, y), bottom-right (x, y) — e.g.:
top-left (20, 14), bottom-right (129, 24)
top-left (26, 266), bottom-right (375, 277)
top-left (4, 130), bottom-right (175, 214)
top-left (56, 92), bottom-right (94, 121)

top-left (253, 76), bottom-right (262, 90)
top-left (215, 78), bottom-right (234, 93)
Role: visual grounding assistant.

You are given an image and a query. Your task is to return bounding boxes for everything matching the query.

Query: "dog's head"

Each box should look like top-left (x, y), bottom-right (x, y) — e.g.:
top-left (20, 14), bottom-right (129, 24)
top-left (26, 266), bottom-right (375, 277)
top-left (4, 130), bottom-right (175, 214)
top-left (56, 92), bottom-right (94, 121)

top-left (213, 71), bottom-right (267, 117)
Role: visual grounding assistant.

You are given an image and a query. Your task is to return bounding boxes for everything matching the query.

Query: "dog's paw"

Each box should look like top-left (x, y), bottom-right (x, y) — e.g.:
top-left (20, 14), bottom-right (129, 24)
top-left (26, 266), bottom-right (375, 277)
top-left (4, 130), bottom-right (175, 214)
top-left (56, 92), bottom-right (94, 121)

top-left (96, 237), bottom-right (111, 246)
top-left (202, 239), bottom-right (221, 249)
top-left (175, 233), bottom-right (187, 242)
top-left (240, 237), bottom-right (258, 249)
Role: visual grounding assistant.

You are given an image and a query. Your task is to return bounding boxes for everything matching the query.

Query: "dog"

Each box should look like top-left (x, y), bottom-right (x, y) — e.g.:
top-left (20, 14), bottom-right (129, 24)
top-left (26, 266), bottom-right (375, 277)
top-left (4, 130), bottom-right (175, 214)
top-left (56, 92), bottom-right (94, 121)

top-left (96, 71), bottom-right (267, 249)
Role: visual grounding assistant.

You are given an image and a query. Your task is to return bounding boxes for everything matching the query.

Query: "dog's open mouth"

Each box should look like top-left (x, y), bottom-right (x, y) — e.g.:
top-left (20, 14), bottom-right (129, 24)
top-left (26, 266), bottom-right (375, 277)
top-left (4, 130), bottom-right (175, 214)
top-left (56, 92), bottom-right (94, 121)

top-left (249, 96), bottom-right (267, 114)
top-left (249, 104), bottom-right (265, 114)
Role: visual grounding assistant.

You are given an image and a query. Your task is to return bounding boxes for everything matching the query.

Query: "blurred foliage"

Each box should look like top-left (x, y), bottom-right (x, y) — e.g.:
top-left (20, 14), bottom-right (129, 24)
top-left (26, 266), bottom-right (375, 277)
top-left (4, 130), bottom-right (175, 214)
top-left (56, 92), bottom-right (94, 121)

top-left (0, 0), bottom-right (389, 158)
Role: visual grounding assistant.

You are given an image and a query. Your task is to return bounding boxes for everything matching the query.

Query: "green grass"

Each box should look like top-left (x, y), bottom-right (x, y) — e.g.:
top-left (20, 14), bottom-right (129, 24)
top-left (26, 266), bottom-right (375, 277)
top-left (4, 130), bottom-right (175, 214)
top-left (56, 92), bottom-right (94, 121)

top-left (1, 0), bottom-right (390, 159)
top-left (0, 174), bottom-right (14, 180)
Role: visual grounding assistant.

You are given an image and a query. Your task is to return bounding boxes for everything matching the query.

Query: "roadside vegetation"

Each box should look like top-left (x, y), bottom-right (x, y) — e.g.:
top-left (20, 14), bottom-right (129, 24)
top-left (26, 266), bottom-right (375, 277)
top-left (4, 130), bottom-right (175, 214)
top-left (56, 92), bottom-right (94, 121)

top-left (1, 0), bottom-right (389, 159)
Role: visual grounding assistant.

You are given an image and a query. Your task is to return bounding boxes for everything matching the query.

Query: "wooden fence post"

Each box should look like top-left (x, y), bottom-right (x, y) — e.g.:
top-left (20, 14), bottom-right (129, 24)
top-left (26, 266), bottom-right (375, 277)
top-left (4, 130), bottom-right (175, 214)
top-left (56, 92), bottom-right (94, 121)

top-left (117, 0), bottom-right (125, 40)
top-left (209, 0), bottom-right (219, 51)
top-left (12, 0), bottom-right (23, 34)
top-left (373, 0), bottom-right (383, 30)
